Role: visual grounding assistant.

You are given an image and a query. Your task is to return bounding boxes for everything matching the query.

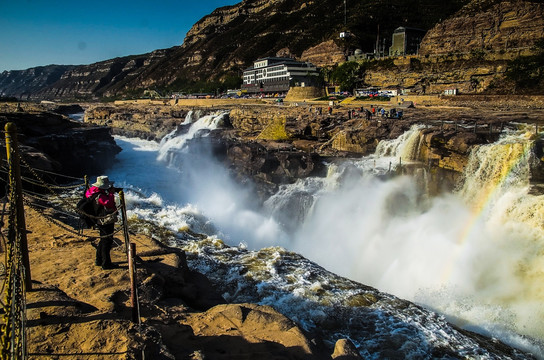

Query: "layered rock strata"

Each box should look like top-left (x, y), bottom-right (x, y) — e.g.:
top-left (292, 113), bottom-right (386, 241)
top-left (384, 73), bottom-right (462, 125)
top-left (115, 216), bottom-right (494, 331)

top-left (0, 103), bottom-right (120, 180)
top-left (419, 0), bottom-right (544, 56)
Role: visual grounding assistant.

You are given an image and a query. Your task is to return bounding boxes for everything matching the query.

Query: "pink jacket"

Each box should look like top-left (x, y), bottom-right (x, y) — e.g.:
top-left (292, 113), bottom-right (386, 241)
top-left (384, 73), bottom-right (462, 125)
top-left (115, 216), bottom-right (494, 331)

top-left (85, 186), bottom-right (116, 210)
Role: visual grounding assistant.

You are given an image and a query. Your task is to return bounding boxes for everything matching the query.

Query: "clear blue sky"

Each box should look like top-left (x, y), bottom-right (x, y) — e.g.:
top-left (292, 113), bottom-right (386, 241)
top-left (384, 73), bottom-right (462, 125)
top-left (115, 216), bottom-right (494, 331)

top-left (0, 0), bottom-right (240, 72)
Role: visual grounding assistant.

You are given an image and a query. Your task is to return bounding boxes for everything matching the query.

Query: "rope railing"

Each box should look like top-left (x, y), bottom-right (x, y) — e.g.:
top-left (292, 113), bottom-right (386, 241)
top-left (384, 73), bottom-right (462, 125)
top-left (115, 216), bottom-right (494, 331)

top-left (15, 154), bottom-right (86, 191)
top-left (0, 159), bottom-right (85, 189)
top-left (1, 128), bottom-right (28, 360)
top-left (22, 196), bottom-right (124, 241)
top-left (0, 122), bottom-right (145, 359)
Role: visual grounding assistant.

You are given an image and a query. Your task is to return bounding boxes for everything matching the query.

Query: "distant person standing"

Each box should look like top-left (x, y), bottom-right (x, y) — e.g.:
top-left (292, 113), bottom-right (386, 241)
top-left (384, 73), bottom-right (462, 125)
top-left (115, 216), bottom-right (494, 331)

top-left (85, 176), bottom-right (119, 270)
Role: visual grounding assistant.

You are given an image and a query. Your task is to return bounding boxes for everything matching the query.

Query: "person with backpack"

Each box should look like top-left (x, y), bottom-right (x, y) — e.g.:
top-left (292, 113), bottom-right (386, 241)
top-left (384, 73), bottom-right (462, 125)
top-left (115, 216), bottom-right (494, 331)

top-left (85, 175), bottom-right (119, 270)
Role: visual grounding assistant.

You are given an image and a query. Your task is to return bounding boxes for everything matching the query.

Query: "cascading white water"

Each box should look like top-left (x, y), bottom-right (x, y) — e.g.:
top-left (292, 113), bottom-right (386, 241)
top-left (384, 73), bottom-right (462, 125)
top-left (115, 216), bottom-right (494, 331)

top-left (108, 112), bottom-right (544, 357)
top-left (157, 111), bottom-right (229, 162)
top-left (289, 125), bottom-right (544, 355)
top-left (375, 124), bottom-right (425, 160)
top-left (154, 111), bottom-right (290, 248)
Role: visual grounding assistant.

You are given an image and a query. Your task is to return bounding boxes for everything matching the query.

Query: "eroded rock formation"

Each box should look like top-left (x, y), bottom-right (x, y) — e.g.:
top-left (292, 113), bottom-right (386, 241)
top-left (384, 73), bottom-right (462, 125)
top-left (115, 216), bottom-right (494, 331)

top-left (419, 0), bottom-right (544, 56)
top-left (0, 103), bottom-right (120, 179)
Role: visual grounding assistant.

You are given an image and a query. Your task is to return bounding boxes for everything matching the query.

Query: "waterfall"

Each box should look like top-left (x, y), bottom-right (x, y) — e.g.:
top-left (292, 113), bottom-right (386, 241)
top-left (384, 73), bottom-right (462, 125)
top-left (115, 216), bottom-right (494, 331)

top-left (109, 117), bottom-right (544, 356)
top-left (289, 126), bottom-right (544, 350)
top-left (375, 124), bottom-right (425, 161)
top-left (157, 111), bottom-right (229, 163)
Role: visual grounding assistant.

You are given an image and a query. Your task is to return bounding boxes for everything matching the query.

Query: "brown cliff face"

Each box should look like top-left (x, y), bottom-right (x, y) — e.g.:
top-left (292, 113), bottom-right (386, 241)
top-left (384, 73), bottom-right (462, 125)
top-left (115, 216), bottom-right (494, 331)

top-left (300, 40), bottom-right (346, 68)
top-left (34, 49), bottom-right (173, 101)
top-left (84, 103), bottom-right (187, 141)
top-left (419, 0), bottom-right (544, 56)
top-left (354, 0), bottom-right (544, 95)
top-left (0, 0), bottom-right (467, 100)
top-left (0, 103), bottom-right (121, 180)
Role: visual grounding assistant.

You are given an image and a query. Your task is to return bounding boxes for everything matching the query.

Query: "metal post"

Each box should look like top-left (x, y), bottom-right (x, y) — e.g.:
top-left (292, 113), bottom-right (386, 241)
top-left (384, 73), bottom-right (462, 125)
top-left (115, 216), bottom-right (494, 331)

top-left (119, 191), bottom-right (140, 324)
top-left (119, 191), bottom-right (131, 252)
top-left (5, 123), bottom-right (31, 290)
top-left (129, 243), bottom-right (140, 324)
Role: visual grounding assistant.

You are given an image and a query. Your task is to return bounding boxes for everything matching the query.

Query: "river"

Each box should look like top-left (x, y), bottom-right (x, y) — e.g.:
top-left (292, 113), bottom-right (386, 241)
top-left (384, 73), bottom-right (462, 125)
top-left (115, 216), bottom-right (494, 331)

top-left (102, 111), bottom-right (543, 358)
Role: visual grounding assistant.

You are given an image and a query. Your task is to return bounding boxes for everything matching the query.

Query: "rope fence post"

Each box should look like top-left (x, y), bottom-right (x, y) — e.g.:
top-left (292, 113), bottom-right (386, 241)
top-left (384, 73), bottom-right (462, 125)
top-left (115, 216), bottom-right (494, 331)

top-left (119, 190), bottom-right (140, 324)
top-left (119, 191), bottom-right (131, 252)
top-left (129, 243), bottom-right (140, 324)
top-left (5, 122), bottom-right (31, 291)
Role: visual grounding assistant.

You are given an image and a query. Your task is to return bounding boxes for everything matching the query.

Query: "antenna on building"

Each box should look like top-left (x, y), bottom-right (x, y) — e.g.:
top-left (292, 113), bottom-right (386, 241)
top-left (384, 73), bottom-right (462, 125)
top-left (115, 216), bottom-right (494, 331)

top-left (376, 24), bottom-right (380, 56)
top-left (344, 0), bottom-right (347, 27)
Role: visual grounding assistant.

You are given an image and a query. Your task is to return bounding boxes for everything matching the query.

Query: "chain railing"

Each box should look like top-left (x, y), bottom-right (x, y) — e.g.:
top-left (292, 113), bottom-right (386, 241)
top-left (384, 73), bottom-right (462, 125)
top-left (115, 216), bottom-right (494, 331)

top-left (0, 123), bottom-right (144, 359)
top-left (1, 124), bottom-right (28, 360)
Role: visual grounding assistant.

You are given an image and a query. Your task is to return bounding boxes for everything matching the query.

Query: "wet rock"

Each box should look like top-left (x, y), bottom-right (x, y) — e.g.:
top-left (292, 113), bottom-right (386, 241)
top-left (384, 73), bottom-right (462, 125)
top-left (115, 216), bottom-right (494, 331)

top-left (332, 338), bottom-right (362, 359)
top-left (226, 139), bottom-right (325, 197)
top-left (52, 104), bottom-right (84, 116)
top-left (138, 245), bottom-right (225, 311)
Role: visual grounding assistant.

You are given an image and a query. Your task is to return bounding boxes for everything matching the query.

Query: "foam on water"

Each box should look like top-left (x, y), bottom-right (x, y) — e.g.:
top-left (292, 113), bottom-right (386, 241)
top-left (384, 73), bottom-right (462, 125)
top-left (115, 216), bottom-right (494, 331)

top-left (102, 114), bottom-right (544, 358)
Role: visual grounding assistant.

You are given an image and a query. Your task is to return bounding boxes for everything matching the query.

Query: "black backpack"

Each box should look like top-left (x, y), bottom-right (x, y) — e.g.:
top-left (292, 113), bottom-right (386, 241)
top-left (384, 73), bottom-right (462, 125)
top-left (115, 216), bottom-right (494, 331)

top-left (76, 192), bottom-right (100, 228)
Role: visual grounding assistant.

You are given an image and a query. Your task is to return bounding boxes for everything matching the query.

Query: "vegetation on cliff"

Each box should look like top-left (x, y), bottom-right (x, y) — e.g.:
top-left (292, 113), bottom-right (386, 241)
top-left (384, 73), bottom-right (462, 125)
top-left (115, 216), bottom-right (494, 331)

top-left (505, 39), bottom-right (544, 93)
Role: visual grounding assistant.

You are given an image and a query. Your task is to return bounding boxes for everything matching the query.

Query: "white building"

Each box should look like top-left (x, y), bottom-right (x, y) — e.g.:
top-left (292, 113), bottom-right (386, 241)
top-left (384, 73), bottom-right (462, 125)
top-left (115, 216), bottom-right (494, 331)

top-left (242, 57), bottom-right (320, 95)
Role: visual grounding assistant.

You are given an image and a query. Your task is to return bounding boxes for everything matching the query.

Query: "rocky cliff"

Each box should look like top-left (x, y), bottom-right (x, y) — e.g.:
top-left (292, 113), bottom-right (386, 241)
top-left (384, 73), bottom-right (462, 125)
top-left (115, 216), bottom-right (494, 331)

top-left (3, 0), bottom-right (543, 99)
top-left (0, 0), bottom-right (467, 100)
top-left (0, 102), bottom-right (120, 180)
top-left (358, 0), bottom-right (544, 94)
top-left (0, 65), bottom-right (75, 99)
top-left (419, 0), bottom-right (544, 56)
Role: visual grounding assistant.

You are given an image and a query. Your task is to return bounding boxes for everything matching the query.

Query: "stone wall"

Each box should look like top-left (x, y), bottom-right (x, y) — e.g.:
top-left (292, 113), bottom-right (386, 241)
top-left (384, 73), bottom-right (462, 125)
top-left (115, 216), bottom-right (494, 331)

top-left (284, 86), bottom-right (325, 101)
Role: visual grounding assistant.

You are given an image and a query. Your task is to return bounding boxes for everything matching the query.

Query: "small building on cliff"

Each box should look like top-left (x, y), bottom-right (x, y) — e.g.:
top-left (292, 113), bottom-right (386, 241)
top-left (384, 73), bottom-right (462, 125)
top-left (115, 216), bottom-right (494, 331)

top-left (389, 27), bottom-right (426, 56)
top-left (242, 57), bottom-right (320, 96)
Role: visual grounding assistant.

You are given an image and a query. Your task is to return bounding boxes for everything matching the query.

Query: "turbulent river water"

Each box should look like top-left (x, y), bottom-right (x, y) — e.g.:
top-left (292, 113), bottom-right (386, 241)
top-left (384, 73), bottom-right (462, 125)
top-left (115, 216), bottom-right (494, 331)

top-left (102, 111), bottom-right (543, 358)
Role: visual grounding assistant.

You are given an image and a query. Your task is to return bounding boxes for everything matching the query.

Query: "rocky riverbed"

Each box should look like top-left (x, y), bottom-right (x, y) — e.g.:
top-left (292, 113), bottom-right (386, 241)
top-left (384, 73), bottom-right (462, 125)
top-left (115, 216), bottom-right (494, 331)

top-left (1, 98), bottom-right (542, 359)
top-left (83, 96), bottom-right (544, 197)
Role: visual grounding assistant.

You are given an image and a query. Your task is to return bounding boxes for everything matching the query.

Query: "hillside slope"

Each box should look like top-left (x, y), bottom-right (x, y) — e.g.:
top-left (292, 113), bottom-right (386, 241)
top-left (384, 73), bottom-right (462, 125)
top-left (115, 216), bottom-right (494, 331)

top-left (3, 0), bottom-right (544, 100)
top-left (0, 0), bottom-right (467, 100)
top-left (0, 65), bottom-right (75, 98)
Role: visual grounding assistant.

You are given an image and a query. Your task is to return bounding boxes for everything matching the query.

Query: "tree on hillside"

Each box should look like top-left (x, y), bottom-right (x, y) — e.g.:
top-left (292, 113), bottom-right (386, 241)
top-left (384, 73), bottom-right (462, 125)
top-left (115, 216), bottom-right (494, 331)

top-left (330, 62), bottom-right (365, 92)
